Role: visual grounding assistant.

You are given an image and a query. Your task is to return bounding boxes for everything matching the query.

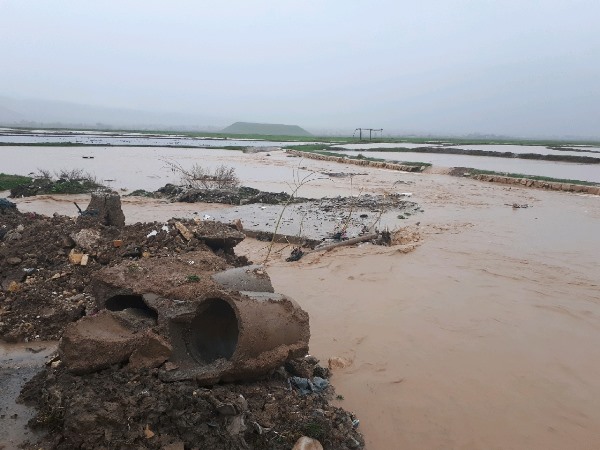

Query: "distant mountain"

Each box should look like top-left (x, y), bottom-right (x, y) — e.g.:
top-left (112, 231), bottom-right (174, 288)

top-left (0, 96), bottom-right (229, 131)
top-left (222, 122), bottom-right (311, 137)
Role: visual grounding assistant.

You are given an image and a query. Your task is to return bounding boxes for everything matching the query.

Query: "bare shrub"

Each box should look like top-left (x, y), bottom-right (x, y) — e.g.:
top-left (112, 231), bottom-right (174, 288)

top-left (35, 168), bottom-right (52, 179)
top-left (164, 160), bottom-right (240, 190)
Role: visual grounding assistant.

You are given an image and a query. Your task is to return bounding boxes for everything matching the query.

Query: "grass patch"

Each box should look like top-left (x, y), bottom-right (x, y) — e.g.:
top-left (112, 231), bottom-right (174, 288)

top-left (0, 173), bottom-right (32, 191)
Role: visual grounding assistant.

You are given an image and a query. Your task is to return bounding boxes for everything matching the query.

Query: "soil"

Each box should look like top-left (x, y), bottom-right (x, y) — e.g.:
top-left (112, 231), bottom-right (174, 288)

top-left (1, 202), bottom-right (364, 450)
top-left (157, 185), bottom-right (310, 205)
top-left (0, 206), bottom-right (247, 343)
top-left (19, 360), bottom-right (363, 450)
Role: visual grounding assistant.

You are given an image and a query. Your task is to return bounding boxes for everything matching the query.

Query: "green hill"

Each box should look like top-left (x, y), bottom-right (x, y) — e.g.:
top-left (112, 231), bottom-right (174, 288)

top-left (222, 122), bottom-right (311, 137)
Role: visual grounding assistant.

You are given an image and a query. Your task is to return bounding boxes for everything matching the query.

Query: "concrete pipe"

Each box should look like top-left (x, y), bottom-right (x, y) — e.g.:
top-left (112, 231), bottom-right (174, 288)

top-left (162, 291), bottom-right (309, 384)
top-left (89, 257), bottom-right (310, 384)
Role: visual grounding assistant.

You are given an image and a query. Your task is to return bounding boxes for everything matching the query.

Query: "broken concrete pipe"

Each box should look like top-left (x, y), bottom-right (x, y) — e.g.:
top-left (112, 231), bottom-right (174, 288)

top-left (59, 263), bottom-right (310, 384)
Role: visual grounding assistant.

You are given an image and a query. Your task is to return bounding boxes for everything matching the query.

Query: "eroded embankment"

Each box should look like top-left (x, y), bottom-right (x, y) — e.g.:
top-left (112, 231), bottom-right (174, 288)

top-left (286, 149), bottom-right (600, 195)
top-left (285, 149), bottom-right (427, 172)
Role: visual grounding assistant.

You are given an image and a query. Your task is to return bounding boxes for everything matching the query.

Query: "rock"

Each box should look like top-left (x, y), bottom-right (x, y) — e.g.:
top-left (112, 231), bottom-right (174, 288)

top-left (6, 257), bottom-right (22, 266)
top-left (231, 218), bottom-right (243, 231)
top-left (7, 281), bottom-right (21, 292)
top-left (0, 198), bottom-right (17, 212)
top-left (174, 221), bottom-right (193, 241)
top-left (226, 414), bottom-right (247, 435)
top-left (71, 229), bottom-right (101, 250)
top-left (4, 230), bottom-right (22, 242)
top-left (285, 355), bottom-right (319, 378)
top-left (80, 254), bottom-right (89, 266)
top-left (84, 192), bottom-right (125, 227)
top-left (68, 249), bottom-right (83, 265)
top-left (328, 356), bottom-right (352, 371)
top-left (191, 220), bottom-right (245, 251)
top-left (143, 424), bottom-right (155, 439)
top-left (128, 332), bottom-right (172, 370)
top-left (59, 312), bottom-right (143, 374)
top-left (212, 264), bottom-right (274, 293)
top-left (292, 436), bottom-right (324, 450)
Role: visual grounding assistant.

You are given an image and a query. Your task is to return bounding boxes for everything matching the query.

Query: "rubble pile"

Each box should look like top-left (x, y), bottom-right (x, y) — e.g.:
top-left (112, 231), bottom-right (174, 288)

top-left (1, 195), bottom-right (364, 449)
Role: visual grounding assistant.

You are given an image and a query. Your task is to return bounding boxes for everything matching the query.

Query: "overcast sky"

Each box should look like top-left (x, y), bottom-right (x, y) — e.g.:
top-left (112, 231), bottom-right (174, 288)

top-left (1, 0), bottom-right (598, 136)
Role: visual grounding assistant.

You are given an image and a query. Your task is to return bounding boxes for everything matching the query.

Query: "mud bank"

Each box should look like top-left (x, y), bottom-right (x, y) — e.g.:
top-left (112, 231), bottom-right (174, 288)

top-left (288, 149), bottom-right (600, 194)
top-left (470, 173), bottom-right (600, 194)
top-left (286, 149), bottom-right (428, 172)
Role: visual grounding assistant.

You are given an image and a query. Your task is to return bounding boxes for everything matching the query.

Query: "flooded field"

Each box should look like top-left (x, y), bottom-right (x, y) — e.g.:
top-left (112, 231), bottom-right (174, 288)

top-left (334, 150), bottom-right (600, 183)
top-left (3, 141), bottom-right (600, 450)
top-left (0, 145), bottom-right (320, 192)
top-left (334, 142), bottom-right (600, 158)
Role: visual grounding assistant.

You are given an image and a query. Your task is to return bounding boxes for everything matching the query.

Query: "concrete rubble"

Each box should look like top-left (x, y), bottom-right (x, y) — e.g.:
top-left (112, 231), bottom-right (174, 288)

top-left (58, 207), bottom-right (311, 384)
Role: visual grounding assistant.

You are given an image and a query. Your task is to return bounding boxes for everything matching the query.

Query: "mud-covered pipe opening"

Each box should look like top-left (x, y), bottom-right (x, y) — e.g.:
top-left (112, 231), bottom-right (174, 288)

top-left (188, 298), bottom-right (239, 365)
top-left (105, 294), bottom-right (158, 321)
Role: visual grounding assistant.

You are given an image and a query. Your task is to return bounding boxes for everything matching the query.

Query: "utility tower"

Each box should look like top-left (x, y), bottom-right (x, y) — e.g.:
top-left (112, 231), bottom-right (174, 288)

top-left (354, 128), bottom-right (383, 141)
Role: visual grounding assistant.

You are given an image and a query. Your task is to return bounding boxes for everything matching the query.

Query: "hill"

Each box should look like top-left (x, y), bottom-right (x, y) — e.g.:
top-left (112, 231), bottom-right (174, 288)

top-left (222, 122), bottom-right (311, 136)
top-left (0, 95), bottom-right (228, 130)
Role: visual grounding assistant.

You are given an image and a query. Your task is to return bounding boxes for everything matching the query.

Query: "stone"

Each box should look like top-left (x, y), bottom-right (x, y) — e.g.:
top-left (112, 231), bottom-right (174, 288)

top-left (7, 281), bottom-right (20, 293)
top-left (174, 221), bottom-right (193, 241)
top-left (292, 436), bottom-right (324, 450)
top-left (59, 311), bottom-right (143, 374)
top-left (6, 257), bottom-right (22, 266)
top-left (68, 249), bottom-right (83, 265)
top-left (328, 356), bottom-right (352, 371)
top-left (71, 229), bottom-right (101, 250)
top-left (128, 332), bottom-right (172, 370)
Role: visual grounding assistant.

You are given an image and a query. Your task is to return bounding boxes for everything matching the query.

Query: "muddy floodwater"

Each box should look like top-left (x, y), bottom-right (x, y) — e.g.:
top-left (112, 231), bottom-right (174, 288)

top-left (333, 150), bottom-right (600, 183)
top-left (0, 128), bottom-right (320, 148)
top-left (0, 341), bottom-right (57, 447)
top-left (4, 147), bottom-right (600, 449)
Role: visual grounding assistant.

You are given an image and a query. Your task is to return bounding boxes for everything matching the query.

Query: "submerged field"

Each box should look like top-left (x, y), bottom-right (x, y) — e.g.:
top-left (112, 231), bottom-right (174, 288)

top-left (2, 129), bottom-right (600, 449)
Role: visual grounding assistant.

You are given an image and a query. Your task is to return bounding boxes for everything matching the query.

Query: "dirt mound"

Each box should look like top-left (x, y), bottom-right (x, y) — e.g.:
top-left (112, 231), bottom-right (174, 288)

top-left (157, 184), bottom-right (310, 205)
top-left (0, 208), bottom-right (247, 342)
top-left (20, 359), bottom-right (363, 450)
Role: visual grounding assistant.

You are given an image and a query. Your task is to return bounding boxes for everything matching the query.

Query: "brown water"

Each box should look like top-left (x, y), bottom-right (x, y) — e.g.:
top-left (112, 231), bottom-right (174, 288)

top-left (239, 169), bottom-right (600, 450)
top-left (0, 342), bottom-right (57, 448)
top-left (7, 151), bottom-right (600, 449)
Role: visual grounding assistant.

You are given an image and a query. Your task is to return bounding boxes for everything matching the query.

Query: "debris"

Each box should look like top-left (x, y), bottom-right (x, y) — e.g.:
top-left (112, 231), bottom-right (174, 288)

top-left (84, 192), bottom-right (126, 227)
top-left (7, 281), bottom-right (21, 292)
top-left (508, 203), bottom-right (531, 209)
top-left (328, 356), bottom-right (352, 371)
top-left (143, 424), bottom-right (155, 439)
top-left (113, 239), bottom-right (123, 247)
top-left (290, 376), bottom-right (330, 395)
top-left (80, 254), bottom-right (89, 266)
top-left (7, 257), bottom-right (22, 265)
top-left (71, 229), bottom-right (101, 250)
top-left (286, 247), bottom-right (305, 262)
top-left (174, 221), bottom-right (193, 241)
top-left (312, 233), bottom-right (378, 253)
top-left (68, 249), bottom-right (84, 265)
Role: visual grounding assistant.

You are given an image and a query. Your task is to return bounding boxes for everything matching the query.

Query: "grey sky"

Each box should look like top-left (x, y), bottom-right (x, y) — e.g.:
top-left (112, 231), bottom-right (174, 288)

top-left (1, 0), bottom-right (599, 136)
